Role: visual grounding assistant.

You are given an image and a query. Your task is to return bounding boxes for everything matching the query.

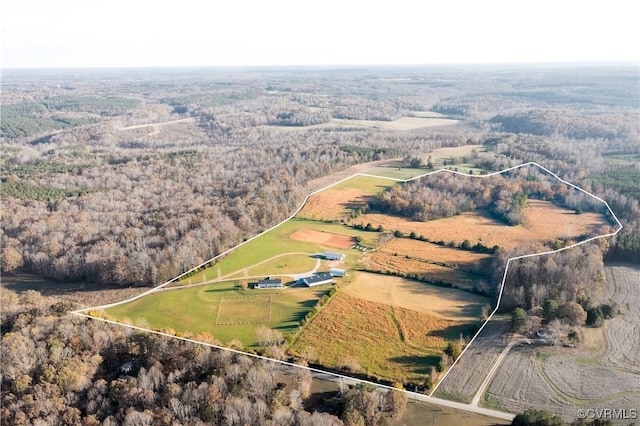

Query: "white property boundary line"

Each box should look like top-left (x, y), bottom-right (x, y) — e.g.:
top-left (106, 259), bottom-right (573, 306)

top-left (72, 161), bottom-right (622, 419)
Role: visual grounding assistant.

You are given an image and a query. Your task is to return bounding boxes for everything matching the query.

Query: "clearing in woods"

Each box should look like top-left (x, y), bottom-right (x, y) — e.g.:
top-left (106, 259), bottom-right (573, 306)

top-left (265, 115), bottom-right (459, 132)
top-left (298, 174), bottom-right (395, 221)
top-left (354, 200), bottom-right (607, 250)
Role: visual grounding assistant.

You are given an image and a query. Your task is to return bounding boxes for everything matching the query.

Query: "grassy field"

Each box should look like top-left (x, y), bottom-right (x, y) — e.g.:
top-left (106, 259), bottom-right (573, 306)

top-left (343, 272), bottom-right (490, 321)
top-left (264, 116), bottom-right (459, 132)
top-left (361, 252), bottom-right (483, 291)
top-left (299, 174), bottom-right (395, 223)
top-left (364, 145), bottom-right (487, 179)
top-left (176, 218), bottom-right (378, 285)
top-left (380, 237), bottom-right (493, 274)
top-left (355, 200), bottom-right (608, 250)
top-left (224, 253), bottom-right (318, 280)
top-left (105, 281), bottom-right (329, 347)
top-left (291, 292), bottom-right (466, 382)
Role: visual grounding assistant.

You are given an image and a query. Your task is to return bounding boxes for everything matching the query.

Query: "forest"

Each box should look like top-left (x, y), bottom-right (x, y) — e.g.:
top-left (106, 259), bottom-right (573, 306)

top-left (1, 289), bottom-right (409, 425)
top-left (1, 64), bottom-right (639, 424)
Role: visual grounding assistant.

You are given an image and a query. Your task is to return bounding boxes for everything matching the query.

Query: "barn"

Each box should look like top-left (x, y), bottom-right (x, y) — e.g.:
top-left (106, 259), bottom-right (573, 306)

top-left (329, 268), bottom-right (346, 277)
top-left (302, 272), bottom-right (334, 287)
top-left (255, 277), bottom-right (283, 289)
top-left (323, 252), bottom-right (345, 261)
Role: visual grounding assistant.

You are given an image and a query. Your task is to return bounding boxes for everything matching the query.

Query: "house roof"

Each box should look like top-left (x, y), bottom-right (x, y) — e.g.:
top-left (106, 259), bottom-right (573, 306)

top-left (303, 272), bottom-right (333, 285)
top-left (323, 252), bottom-right (344, 257)
top-left (258, 278), bottom-right (282, 285)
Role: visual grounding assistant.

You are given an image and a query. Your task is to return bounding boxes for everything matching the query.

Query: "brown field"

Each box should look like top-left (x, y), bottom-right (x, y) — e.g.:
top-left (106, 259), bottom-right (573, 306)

top-left (298, 187), bottom-right (373, 221)
top-left (299, 175), bottom-right (395, 220)
top-left (601, 264), bottom-right (640, 370)
top-left (434, 318), bottom-right (511, 403)
top-left (482, 264), bottom-right (640, 421)
top-left (289, 229), bottom-right (356, 249)
top-left (343, 272), bottom-right (489, 321)
top-left (361, 252), bottom-right (481, 290)
top-left (291, 293), bottom-right (463, 382)
top-left (265, 116), bottom-right (459, 132)
top-left (355, 200), bottom-right (608, 250)
top-left (381, 238), bottom-right (492, 273)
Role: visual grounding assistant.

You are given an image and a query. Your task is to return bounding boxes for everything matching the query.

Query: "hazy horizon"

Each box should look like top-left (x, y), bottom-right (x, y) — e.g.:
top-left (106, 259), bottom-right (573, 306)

top-left (2, 0), bottom-right (638, 69)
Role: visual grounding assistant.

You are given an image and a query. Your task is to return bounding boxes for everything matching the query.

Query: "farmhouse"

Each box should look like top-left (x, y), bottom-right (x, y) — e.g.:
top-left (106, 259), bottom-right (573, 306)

top-left (255, 277), bottom-right (283, 289)
top-left (323, 252), bottom-right (345, 261)
top-left (302, 272), bottom-right (334, 287)
top-left (329, 268), bottom-right (346, 277)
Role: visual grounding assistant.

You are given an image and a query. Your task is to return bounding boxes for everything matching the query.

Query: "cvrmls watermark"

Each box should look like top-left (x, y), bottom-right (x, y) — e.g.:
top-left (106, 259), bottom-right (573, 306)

top-left (577, 408), bottom-right (637, 420)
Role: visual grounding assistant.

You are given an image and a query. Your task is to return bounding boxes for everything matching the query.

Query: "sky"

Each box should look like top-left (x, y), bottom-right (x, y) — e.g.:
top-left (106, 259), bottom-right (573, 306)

top-left (2, 0), bottom-right (638, 68)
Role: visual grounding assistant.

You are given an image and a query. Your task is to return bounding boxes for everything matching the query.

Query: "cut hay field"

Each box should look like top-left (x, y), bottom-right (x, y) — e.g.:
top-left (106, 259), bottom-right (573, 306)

top-left (291, 292), bottom-right (466, 382)
top-left (175, 218), bottom-right (378, 285)
top-left (355, 200), bottom-right (608, 250)
top-left (289, 229), bottom-right (355, 249)
top-left (479, 264), bottom-right (640, 421)
top-left (343, 271), bottom-right (490, 321)
top-left (104, 280), bottom-right (329, 347)
top-left (298, 175), bottom-right (395, 222)
top-left (361, 252), bottom-right (482, 291)
top-left (380, 238), bottom-right (493, 274)
top-left (434, 318), bottom-right (511, 403)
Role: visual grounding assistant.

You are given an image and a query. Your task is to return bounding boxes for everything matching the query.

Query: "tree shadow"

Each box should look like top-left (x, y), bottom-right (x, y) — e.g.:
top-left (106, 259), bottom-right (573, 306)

top-left (388, 354), bottom-right (441, 374)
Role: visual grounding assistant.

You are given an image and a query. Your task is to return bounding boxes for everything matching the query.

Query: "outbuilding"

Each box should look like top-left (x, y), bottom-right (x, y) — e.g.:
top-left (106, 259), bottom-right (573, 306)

top-left (329, 268), bottom-right (346, 277)
top-left (322, 252), bottom-right (345, 261)
top-left (302, 272), bottom-right (334, 287)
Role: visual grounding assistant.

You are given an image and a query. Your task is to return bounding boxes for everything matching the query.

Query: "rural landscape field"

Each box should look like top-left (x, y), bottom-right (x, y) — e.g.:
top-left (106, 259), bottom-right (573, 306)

top-left (2, 63), bottom-right (638, 425)
top-left (96, 160), bottom-right (614, 396)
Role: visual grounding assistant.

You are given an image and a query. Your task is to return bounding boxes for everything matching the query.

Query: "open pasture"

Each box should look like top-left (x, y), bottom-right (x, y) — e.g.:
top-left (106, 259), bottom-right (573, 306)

top-left (225, 253), bottom-right (318, 280)
top-left (105, 280), bottom-right (329, 347)
top-left (215, 296), bottom-right (272, 324)
top-left (343, 271), bottom-right (489, 321)
top-left (291, 292), bottom-right (465, 382)
top-left (355, 200), bottom-right (608, 250)
top-left (380, 238), bottom-right (492, 274)
top-left (265, 116), bottom-right (459, 132)
top-left (364, 144), bottom-right (486, 179)
top-left (361, 252), bottom-right (481, 291)
top-left (176, 218), bottom-right (376, 285)
top-left (289, 229), bottom-right (355, 249)
top-left (298, 175), bottom-right (395, 221)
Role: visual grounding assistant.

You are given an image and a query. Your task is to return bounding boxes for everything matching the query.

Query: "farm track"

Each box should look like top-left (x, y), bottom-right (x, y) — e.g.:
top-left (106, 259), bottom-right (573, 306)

top-left (484, 265), bottom-right (640, 421)
top-left (434, 318), bottom-right (510, 402)
top-left (161, 252), bottom-right (319, 291)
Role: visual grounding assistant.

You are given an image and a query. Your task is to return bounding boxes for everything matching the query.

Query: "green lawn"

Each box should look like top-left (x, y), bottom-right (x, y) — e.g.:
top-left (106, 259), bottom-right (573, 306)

top-left (333, 174), bottom-right (396, 193)
top-left (177, 218), bottom-right (378, 285)
top-left (364, 167), bottom-right (430, 180)
top-left (105, 280), bottom-right (330, 347)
